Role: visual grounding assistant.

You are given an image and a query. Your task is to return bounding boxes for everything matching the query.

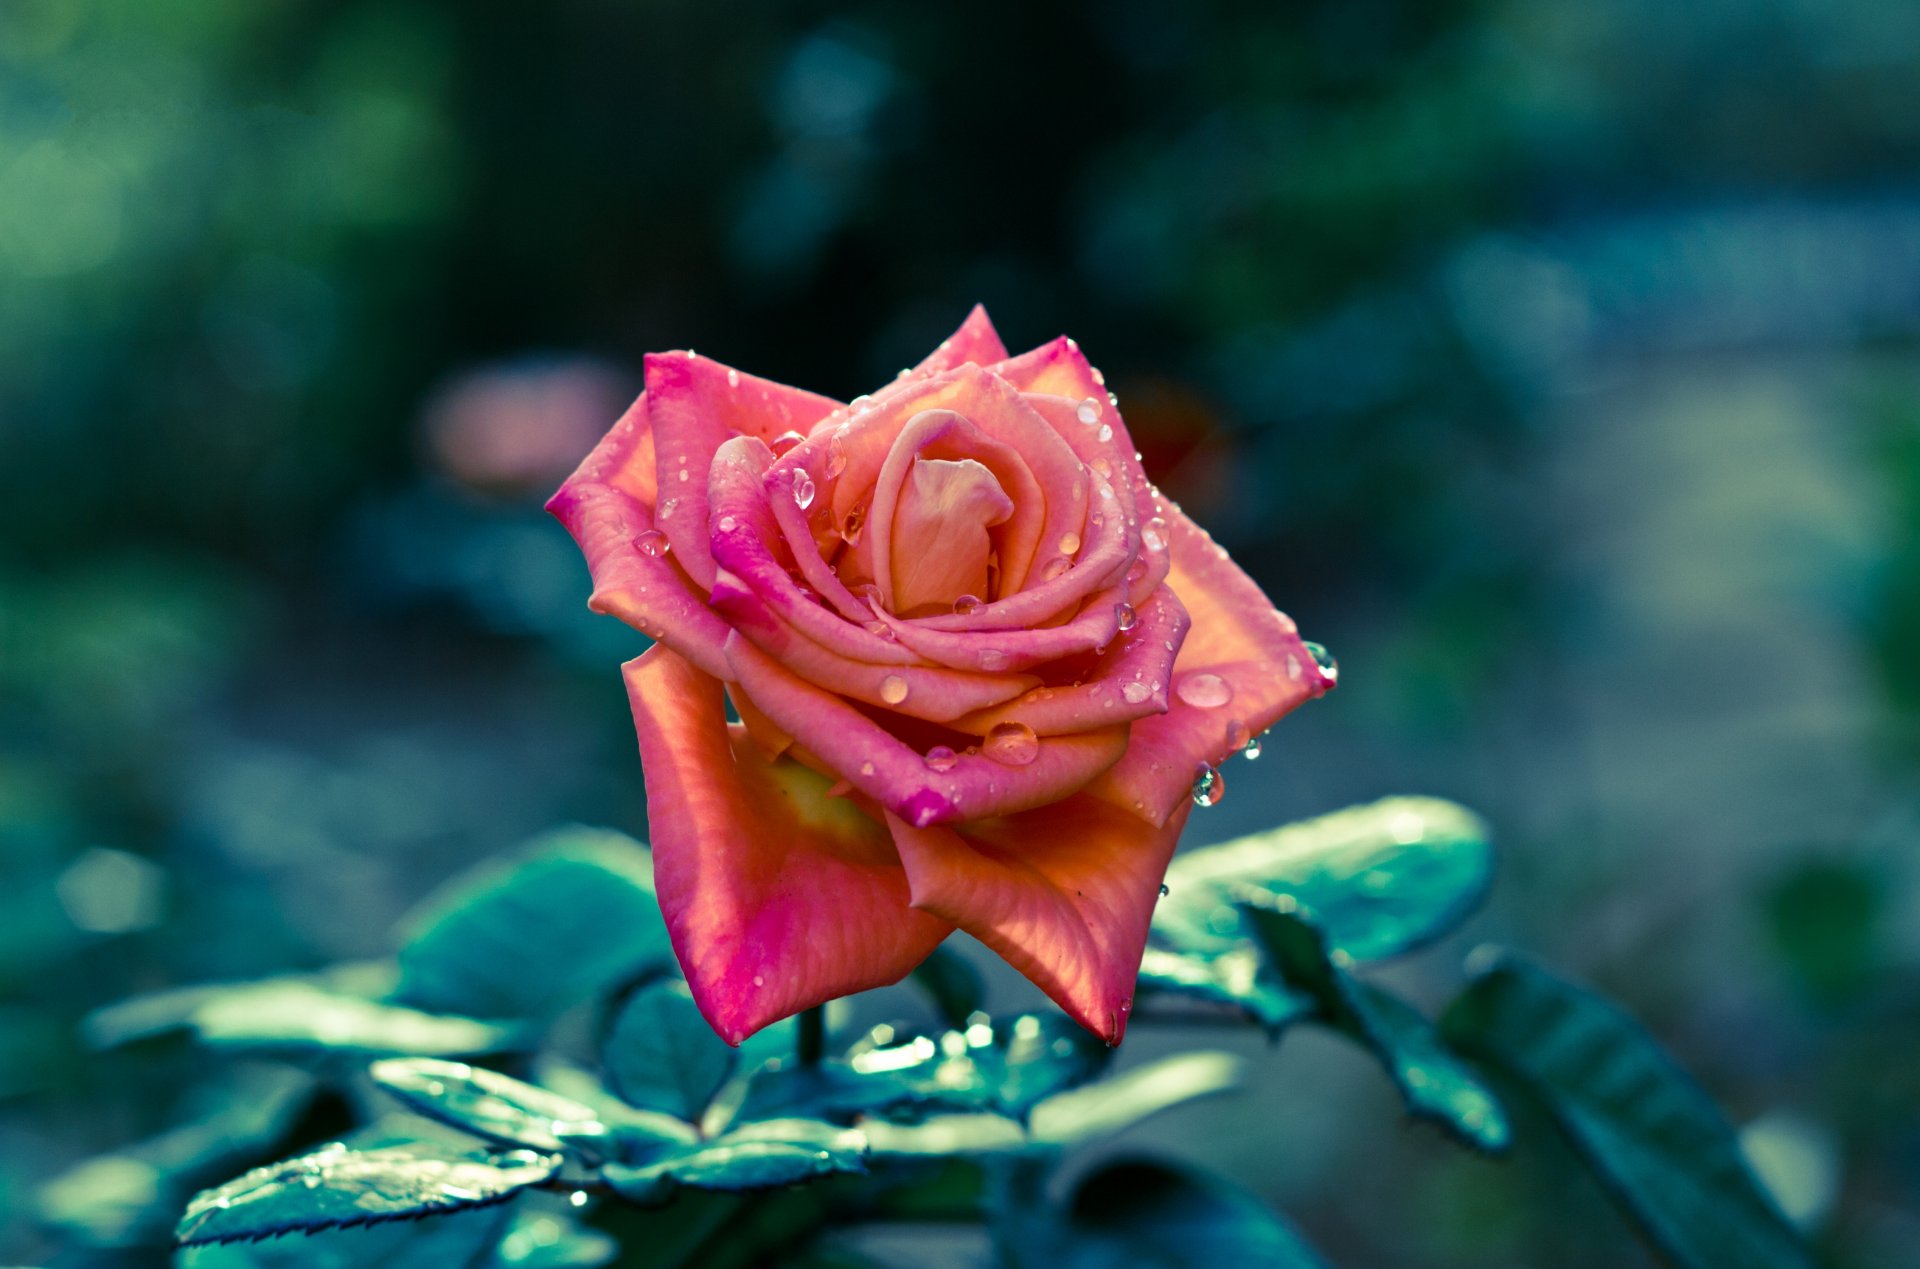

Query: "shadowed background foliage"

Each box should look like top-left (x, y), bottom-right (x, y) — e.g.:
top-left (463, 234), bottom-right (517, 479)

top-left (3, 0), bottom-right (1918, 1264)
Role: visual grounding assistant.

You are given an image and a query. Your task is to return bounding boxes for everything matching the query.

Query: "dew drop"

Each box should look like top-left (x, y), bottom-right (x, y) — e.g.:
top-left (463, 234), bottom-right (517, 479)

top-left (1176, 672), bottom-right (1233, 708)
top-left (850, 394), bottom-right (873, 408)
top-left (1041, 556), bottom-right (1071, 582)
top-left (753, 974), bottom-right (765, 987)
top-left (1121, 680), bottom-right (1152, 704)
top-left (860, 761), bottom-right (875, 776)
top-left (770, 430), bottom-right (805, 456)
top-left (1091, 457), bottom-right (1112, 479)
top-left (1190, 763), bottom-right (1224, 807)
top-left (1244, 731), bottom-right (1266, 760)
top-left (979, 648), bottom-right (1009, 671)
top-left (678, 468), bottom-right (690, 482)
top-left (924, 745), bottom-right (959, 772)
top-left (953, 593), bottom-right (984, 615)
top-left (1303, 640), bottom-right (1339, 685)
top-left (1114, 602), bottom-right (1137, 632)
top-left (1225, 719), bottom-right (1249, 751)
top-left (825, 436), bottom-right (849, 479)
top-left (660, 498), bottom-right (678, 519)
top-left (635, 529), bottom-right (671, 557)
top-left (1058, 531), bottom-right (1082, 556)
top-left (1159, 883), bottom-right (1170, 897)
top-left (726, 368), bottom-right (740, 388)
top-left (569, 1190), bottom-right (590, 1208)
top-left (1076, 397), bottom-right (1102, 425)
top-left (1285, 654), bottom-right (1303, 682)
top-left (1142, 517), bottom-right (1168, 551)
top-left (984, 721), bottom-right (1039, 766)
top-left (842, 500), bottom-right (868, 545)
top-left (880, 675), bottom-right (909, 705)
top-left (792, 469), bottom-right (816, 510)
top-left (717, 515), bottom-right (738, 533)
top-left (864, 620), bottom-right (895, 640)
top-left (1097, 423), bottom-right (1113, 443)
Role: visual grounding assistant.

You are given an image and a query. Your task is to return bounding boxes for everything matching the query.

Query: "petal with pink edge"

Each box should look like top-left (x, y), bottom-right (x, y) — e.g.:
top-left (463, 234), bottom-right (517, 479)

top-left (909, 304), bottom-right (1010, 377)
top-left (887, 796), bottom-right (1192, 1044)
top-left (626, 646), bottom-right (951, 1045)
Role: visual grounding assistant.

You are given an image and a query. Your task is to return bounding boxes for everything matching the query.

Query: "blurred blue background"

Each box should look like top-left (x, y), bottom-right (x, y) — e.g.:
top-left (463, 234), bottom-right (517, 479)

top-left (3, 0), bottom-right (1918, 1264)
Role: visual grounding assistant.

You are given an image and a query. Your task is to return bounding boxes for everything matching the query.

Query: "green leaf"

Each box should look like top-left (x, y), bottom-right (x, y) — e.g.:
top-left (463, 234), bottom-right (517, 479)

top-left (1155, 796), bottom-right (1493, 961)
top-left (1441, 953), bottom-right (1813, 1268)
top-left (1029, 1051), bottom-right (1243, 1146)
top-left (197, 982), bottom-right (516, 1056)
top-left (178, 1206), bottom-right (515, 1269)
top-left (858, 1113), bottom-right (1028, 1158)
top-left (487, 1209), bottom-right (620, 1267)
top-left (909, 942), bottom-right (986, 1028)
top-left (394, 827), bottom-right (673, 1021)
top-left (1245, 903), bottom-right (1510, 1153)
top-left (370, 1058), bottom-right (610, 1156)
top-left (602, 979), bottom-right (737, 1121)
top-left (1052, 1159), bottom-right (1327, 1268)
top-left (174, 1142), bottom-right (561, 1247)
top-left (1135, 946), bottom-right (1313, 1033)
top-left (601, 1121), bottom-right (867, 1204)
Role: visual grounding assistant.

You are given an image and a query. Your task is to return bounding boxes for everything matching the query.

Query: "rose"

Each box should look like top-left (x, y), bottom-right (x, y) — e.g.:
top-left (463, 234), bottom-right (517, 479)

top-left (549, 308), bottom-right (1333, 1044)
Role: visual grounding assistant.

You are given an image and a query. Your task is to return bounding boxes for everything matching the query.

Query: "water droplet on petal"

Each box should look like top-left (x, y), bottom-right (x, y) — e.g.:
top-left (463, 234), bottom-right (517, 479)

top-left (1286, 655), bottom-right (1303, 681)
top-left (635, 529), bottom-right (671, 557)
top-left (1058, 531), bottom-right (1081, 556)
top-left (1177, 672), bottom-right (1232, 708)
top-left (979, 648), bottom-right (1009, 670)
top-left (660, 498), bottom-right (678, 519)
top-left (865, 620), bottom-right (894, 640)
top-left (792, 469), bottom-right (816, 510)
top-left (1121, 680), bottom-right (1152, 704)
top-left (880, 675), bottom-right (909, 705)
top-left (1091, 457), bottom-right (1112, 479)
top-left (983, 722), bottom-right (1039, 766)
top-left (1041, 556), bottom-right (1071, 582)
top-left (925, 745), bottom-right (959, 772)
top-left (1191, 763), bottom-right (1224, 807)
top-left (825, 436), bottom-right (848, 479)
top-left (850, 394), bottom-right (873, 408)
top-left (1226, 719), bottom-right (1249, 751)
top-left (1076, 398), bottom-right (1102, 425)
top-left (1244, 731), bottom-right (1265, 760)
top-left (1142, 517), bottom-right (1168, 551)
top-left (842, 500), bottom-right (867, 545)
top-left (953, 593), bottom-right (984, 615)
top-left (770, 430), bottom-right (805, 456)
top-left (1097, 423), bottom-right (1113, 442)
top-left (1159, 883), bottom-right (1170, 896)
top-left (1114, 602), bottom-right (1137, 631)
top-left (678, 468), bottom-right (690, 482)
top-left (753, 974), bottom-right (765, 987)
top-left (860, 761), bottom-right (875, 776)
top-left (717, 514), bottom-right (738, 533)
top-left (1303, 640), bottom-right (1339, 684)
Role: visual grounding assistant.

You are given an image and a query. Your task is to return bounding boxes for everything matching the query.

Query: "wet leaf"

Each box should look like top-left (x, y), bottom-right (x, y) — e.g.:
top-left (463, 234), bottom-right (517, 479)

top-left (1155, 796), bottom-right (1493, 961)
top-left (1245, 903), bottom-right (1510, 1153)
top-left (395, 827), bottom-right (673, 1021)
top-left (1029, 1051), bottom-right (1243, 1146)
top-left (909, 943), bottom-right (986, 1029)
top-left (174, 1142), bottom-right (561, 1247)
top-left (601, 1121), bottom-right (866, 1204)
top-left (1441, 953), bottom-right (1812, 1268)
top-left (488, 1209), bottom-right (621, 1267)
top-left (1051, 1159), bottom-right (1327, 1268)
top-left (1135, 946), bottom-right (1313, 1032)
top-left (603, 979), bottom-right (737, 1121)
top-left (370, 1058), bottom-right (610, 1156)
top-left (198, 982), bottom-right (516, 1055)
top-left (178, 1206), bottom-right (514, 1269)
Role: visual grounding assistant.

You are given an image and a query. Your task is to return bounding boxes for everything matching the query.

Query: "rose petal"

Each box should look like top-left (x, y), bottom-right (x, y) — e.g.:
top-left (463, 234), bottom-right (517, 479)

top-left (909, 304), bottom-right (1010, 377)
top-left (886, 795), bottom-right (1192, 1044)
top-left (626, 647), bottom-right (951, 1045)
top-left (647, 351), bottom-right (841, 588)
top-left (866, 583), bottom-right (1130, 673)
top-left (950, 586), bottom-right (1189, 736)
top-left (724, 632), bottom-right (1129, 828)
top-left (1087, 509), bottom-right (1334, 825)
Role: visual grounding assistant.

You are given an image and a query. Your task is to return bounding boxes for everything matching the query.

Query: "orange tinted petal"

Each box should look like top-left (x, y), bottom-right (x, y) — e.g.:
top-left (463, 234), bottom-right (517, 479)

top-left (910, 304), bottom-right (1010, 377)
top-left (886, 796), bottom-right (1192, 1043)
top-left (626, 647), bottom-right (951, 1044)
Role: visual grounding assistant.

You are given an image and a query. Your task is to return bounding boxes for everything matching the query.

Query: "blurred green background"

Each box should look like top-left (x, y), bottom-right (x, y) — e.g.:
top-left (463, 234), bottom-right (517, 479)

top-left (3, 0), bottom-right (1918, 1264)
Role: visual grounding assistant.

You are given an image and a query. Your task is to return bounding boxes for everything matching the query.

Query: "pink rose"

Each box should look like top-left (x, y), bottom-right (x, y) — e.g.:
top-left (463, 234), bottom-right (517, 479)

top-left (550, 308), bottom-right (1333, 1044)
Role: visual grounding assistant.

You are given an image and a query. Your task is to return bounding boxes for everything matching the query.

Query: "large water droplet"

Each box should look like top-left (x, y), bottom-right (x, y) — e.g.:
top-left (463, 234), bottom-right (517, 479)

top-left (984, 721), bottom-right (1039, 766)
top-left (1190, 763), bottom-right (1224, 807)
top-left (825, 436), bottom-right (848, 479)
top-left (1176, 672), bottom-right (1232, 708)
top-left (842, 500), bottom-right (867, 545)
top-left (1076, 397), bottom-right (1102, 425)
top-left (924, 745), bottom-right (959, 772)
top-left (880, 675), bottom-right (909, 705)
top-left (1121, 680), bottom-right (1152, 704)
top-left (1041, 556), bottom-right (1071, 582)
top-left (953, 593), bottom-right (984, 615)
top-left (792, 469), bottom-right (816, 510)
top-left (1058, 531), bottom-right (1081, 556)
top-left (1142, 517), bottom-right (1168, 551)
top-left (635, 530), bottom-right (671, 557)
top-left (1303, 640), bottom-right (1339, 684)
top-left (770, 430), bottom-right (805, 456)
top-left (717, 515), bottom-right (738, 533)
top-left (1114, 602), bottom-right (1137, 631)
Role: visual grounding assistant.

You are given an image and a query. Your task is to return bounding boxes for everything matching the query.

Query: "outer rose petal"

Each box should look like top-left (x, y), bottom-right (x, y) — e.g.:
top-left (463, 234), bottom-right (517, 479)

top-left (886, 795), bottom-right (1193, 1044)
top-left (626, 646), bottom-right (951, 1044)
top-left (909, 304), bottom-right (1010, 377)
top-left (646, 351), bottom-right (841, 588)
top-left (546, 398), bottom-right (733, 679)
top-left (1086, 510), bottom-right (1334, 825)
